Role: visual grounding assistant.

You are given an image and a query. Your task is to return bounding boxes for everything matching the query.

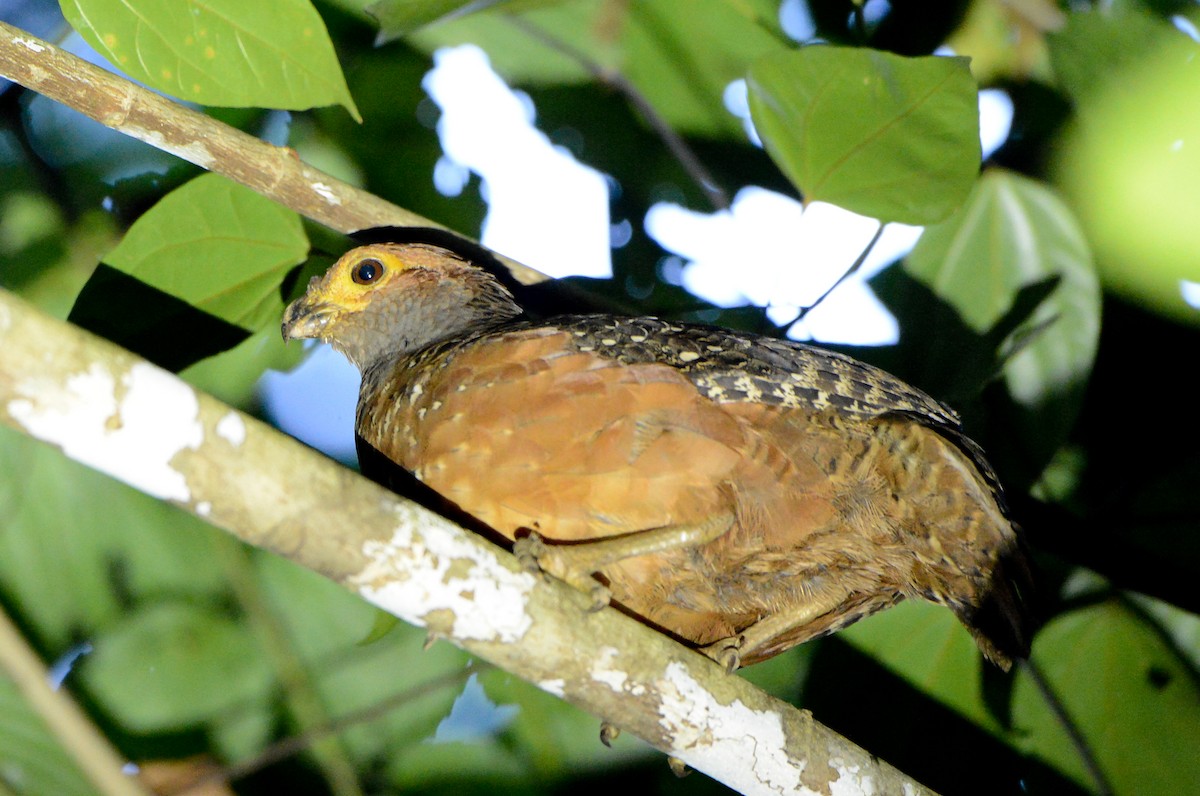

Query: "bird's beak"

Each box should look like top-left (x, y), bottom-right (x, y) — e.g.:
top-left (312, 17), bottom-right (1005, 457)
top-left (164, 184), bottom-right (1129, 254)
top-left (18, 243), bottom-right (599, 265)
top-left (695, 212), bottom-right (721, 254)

top-left (281, 295), bottom-right (334, 342)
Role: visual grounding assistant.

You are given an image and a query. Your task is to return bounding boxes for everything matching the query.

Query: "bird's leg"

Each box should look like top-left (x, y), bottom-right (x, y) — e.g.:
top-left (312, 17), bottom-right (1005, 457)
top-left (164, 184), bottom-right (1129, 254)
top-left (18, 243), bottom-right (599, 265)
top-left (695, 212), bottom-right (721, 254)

top-left (515, 513), bottom-right (735, 610)
top-left (699, 588), bottom-right (854, 672)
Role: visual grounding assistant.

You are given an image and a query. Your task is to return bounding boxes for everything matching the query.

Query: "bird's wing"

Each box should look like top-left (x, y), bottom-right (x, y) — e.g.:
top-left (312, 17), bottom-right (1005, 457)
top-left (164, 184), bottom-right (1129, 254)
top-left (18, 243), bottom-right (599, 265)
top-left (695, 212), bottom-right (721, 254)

top-left (526, 315), bottom-right (961, 426)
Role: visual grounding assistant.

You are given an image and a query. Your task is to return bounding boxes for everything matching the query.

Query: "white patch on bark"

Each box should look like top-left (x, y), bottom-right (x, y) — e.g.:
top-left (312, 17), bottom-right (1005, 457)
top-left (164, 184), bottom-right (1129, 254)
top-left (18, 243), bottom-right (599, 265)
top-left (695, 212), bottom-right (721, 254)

top-left (658, 662), bottom-right (803, 795)
top-left (7, 363), bottom-right (203, 501)
top-left (352, 507), bottom-right (536, 643)
top-left (310, 182), bottom-right (341, 205)
top-left (215, 412), bottom-right (246, 446)
top-left (14, 37), bottom-right (47, 52)
top-left (119, 126), bottom-right (216, 168)
top-left (590, 646), bottom-right (647, 696)
top-left (538, 679), bottom-right (566, 697)
top-left (829, 757), bottom-right (878, 795)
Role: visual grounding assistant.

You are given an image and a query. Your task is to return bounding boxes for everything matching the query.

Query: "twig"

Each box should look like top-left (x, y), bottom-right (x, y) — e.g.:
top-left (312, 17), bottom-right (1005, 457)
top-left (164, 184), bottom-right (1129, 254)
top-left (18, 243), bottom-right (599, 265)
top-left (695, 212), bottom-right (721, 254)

top-left (503, 14), bottom-right (731, 211)
top-left (180, 667), bottom-right (480, 795)
top-left (0, 603), bottom-right (150, 796)
top-left (794, 219), bottom-right (885, 322)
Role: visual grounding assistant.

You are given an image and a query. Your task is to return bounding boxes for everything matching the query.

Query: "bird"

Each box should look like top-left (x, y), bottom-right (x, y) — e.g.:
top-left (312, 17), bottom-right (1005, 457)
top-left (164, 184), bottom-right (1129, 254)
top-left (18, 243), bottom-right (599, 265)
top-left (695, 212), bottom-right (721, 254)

top-left (281, 229), bottom-right (1033, 671)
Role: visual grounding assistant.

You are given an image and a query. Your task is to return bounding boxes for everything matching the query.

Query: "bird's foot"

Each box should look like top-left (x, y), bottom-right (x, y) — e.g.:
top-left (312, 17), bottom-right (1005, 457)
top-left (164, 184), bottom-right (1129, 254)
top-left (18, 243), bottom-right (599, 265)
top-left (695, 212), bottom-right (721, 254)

top-left (513, 531), bottom-right (548, 573)
top-left (699, 634), bottom-right (744, 673)
top-left (514, 532), bottom-right (613, 611)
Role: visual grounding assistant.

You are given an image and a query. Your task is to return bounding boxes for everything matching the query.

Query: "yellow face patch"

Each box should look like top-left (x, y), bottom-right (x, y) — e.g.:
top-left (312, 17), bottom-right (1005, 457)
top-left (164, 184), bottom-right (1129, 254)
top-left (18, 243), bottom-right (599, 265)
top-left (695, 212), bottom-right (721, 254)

top-left (311, 244), bottom-right (409, 313)
top-left (309, 242), bottom-right (470, 314)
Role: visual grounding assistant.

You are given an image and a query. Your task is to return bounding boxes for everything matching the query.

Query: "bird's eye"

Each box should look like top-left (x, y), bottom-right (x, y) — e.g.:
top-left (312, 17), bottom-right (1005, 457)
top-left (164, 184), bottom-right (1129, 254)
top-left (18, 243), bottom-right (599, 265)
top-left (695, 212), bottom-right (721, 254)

top-left (352, 258), bottom-right (383, 285)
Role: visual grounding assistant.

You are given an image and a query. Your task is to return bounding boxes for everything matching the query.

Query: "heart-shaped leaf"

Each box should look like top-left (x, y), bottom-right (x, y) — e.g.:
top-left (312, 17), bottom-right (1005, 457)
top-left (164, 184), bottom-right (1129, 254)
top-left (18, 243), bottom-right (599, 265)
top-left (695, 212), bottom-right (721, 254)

top-left (61, 0), bottom-right (360, 120)
top-left (747, 46), bottom-right (980, 224)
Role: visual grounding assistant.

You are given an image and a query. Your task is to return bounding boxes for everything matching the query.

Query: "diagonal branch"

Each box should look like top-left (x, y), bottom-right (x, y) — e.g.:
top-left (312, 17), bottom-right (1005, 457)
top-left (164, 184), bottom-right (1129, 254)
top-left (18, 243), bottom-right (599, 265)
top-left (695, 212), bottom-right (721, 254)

top-left (0, 288), bottom-right (937, 796)
top-left (0, 20), bottom-right (549, 285)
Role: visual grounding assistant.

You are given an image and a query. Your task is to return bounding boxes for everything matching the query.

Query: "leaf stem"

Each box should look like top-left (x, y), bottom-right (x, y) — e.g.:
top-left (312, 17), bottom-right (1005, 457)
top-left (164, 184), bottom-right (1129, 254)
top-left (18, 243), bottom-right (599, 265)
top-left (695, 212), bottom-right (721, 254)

top-left (795, 219), bottom-right (884, 322)
top-left (191, 666), bottom-right (480, 794)
top-left (502, 14), bottom-right (731, 211)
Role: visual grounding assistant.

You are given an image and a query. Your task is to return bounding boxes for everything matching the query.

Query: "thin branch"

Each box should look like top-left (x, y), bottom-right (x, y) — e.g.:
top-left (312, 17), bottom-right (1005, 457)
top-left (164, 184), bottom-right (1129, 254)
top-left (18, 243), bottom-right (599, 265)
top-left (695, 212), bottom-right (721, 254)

top-left (213, 535), bottom-right (363, 796)
top-left (208, 666), bottom-right (480, 793)
top-left (0, 603), bottom-right (150, 796)
top-left (0, 20), bottom-right (549, 285)
top-left (503, 14), bottom-right (731, 211)
top-left (795, 219), bottom-right (885, 322)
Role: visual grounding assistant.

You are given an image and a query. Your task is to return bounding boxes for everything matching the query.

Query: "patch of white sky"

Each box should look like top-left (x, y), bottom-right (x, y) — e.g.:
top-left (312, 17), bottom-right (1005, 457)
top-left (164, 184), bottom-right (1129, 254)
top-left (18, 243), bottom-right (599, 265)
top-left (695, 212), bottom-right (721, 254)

top-left (262, 3), bottom-right (1017, 459)
top-left (423, 45), bottom-right (613, 279)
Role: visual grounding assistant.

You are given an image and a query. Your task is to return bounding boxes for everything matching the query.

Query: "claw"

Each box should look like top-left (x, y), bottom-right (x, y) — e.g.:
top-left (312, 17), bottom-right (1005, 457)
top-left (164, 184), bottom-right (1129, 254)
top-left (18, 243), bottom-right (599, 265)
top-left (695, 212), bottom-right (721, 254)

top-left (514, 533), bottom-right (612, 609)
top-left (584, 582), bottom-right (613, 612)
top-left (700, 635), bottom-right (744, 673)
top-left (599, 722), bottom-right (620, 747)
top-left (513, 532), bottom-right (548, 573)
top-left (668, 756), bottom-right (691, 777)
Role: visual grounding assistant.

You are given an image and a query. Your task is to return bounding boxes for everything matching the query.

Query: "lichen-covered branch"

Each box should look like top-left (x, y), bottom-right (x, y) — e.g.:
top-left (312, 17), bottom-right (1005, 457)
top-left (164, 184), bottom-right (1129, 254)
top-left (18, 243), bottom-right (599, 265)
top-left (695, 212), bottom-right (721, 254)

top-left (0, 290), bottom-right (936, 796)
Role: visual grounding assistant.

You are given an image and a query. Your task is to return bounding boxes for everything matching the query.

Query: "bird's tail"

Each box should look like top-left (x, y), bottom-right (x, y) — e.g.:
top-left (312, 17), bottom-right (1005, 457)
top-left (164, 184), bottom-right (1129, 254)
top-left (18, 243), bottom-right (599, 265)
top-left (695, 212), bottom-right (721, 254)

top-left (954, 527), bottom-right (1036, 671)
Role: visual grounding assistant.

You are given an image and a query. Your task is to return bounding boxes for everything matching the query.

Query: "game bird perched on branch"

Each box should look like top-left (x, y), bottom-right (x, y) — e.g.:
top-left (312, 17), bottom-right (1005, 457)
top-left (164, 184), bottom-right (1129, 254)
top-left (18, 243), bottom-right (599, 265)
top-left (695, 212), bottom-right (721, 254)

top-left (282, 229), bottom-right (1033, 671)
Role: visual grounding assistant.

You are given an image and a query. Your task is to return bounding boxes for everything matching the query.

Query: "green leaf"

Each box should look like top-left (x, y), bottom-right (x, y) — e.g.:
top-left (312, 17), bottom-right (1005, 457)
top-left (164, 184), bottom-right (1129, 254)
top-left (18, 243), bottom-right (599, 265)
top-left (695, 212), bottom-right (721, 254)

top-left (82, 600), bottom-right (273, 731)
top-left (407, 0), bottom-right (787, 138)
top-left (0, 427), bottom-right (229, 648)
top-left (905, 170), bottom-right (1100, 415)
top-left (1013, 599), bottom-right (1200, 794)
top-left (368, 0), bottom-right (483, 37)
top-left (746, 46), bottom-right (980, 224)
top-left (387, 739), bottom-right (533, 788)
top-left (103, 173), bottom-right (308, 332)
top-left (839, 601), bottom-right (1005, 733)
top-left (406, 2), bottom-right (597, 84)
top-left (181, 324), bottom-right (306, 408)
top-left (1055, 28), bottom-right (1200, 327)
top-left (60, 0), bottom-right (360, 120)
top-left (617, 0), bottom-right (786, 138)
top-left (1048, 7), bottom-right (1174, 104)
top-left (843, 596), bottom-right (1200, 794)
top-left (253, 552), bottom-right (469, 763)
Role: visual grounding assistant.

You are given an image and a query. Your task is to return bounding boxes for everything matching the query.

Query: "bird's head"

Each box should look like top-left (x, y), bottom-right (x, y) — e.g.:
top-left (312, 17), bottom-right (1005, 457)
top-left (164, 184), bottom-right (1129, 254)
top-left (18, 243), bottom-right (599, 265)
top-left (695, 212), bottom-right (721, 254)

top-left (281, 242), bottom-right (522, 371)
